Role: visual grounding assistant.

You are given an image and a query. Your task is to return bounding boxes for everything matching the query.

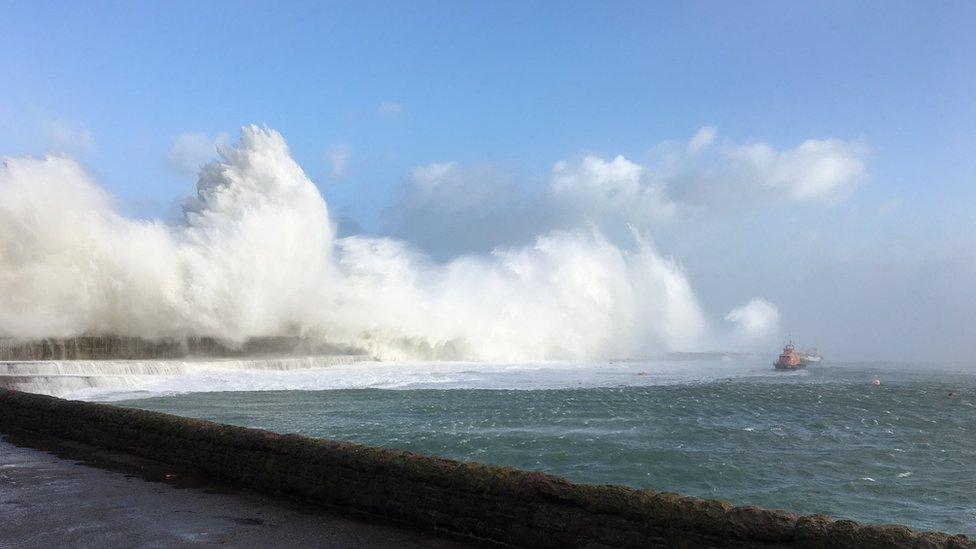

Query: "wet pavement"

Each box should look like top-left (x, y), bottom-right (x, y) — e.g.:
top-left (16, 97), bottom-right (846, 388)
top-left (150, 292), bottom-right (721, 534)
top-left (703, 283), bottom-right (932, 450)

top-left (0, 436), bottom-right (470, 548)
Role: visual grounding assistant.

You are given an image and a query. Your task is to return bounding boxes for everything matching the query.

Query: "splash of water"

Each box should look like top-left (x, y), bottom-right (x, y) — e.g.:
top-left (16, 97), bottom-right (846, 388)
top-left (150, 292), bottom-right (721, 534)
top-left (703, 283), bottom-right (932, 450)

top-left (0, 126), bottom-right (709, 361)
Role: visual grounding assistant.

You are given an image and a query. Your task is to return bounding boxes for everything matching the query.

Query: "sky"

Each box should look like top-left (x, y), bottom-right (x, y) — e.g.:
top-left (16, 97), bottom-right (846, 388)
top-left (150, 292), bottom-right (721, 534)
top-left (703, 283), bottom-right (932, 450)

top-left (1, 1), bottom-right (974, 361)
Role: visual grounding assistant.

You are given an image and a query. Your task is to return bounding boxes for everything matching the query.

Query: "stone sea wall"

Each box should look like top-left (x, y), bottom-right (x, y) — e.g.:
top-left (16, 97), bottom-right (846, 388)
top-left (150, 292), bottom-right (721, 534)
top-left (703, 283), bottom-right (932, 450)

top-left (0, 355), bottom-right (369, 396)
top-left (0, 389), bottom-right (971, 548)
top-left (0, 335), bottom-right (356, 361)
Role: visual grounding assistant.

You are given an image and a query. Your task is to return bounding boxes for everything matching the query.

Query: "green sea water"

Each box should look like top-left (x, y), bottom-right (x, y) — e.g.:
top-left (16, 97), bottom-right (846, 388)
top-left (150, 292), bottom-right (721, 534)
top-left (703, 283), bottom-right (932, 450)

top-left (114, 362), bottom-right (976, 535)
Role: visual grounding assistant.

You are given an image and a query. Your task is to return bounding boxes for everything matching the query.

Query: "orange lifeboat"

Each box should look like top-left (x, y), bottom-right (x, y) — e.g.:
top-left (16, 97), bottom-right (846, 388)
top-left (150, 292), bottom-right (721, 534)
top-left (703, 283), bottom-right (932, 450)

top-left (774, 340), bottom-right (804, 371)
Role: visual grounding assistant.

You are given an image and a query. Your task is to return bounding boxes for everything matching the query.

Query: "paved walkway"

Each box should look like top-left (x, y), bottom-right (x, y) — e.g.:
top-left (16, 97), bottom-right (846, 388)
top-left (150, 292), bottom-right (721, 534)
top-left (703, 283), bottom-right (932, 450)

top-left (0, 437), bottom-right (469, 548)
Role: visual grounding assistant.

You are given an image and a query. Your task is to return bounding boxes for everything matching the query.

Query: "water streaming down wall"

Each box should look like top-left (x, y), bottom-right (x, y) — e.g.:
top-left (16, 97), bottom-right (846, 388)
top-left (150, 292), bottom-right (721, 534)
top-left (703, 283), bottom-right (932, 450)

top-left (0, 336), bottom-right (371, 396)
top-left (0, 335), bottom-right (364, 361)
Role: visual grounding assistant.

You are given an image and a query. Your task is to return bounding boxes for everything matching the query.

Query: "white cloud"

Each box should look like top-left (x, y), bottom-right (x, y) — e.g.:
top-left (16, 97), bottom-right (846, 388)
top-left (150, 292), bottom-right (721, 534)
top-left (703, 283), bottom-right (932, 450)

top-left (545, 128), bottom-right (867, 228)
top-left (551, 155), bottom-right (677, 224)
top-left (661, 127), bottom-right (869, 210)
top-left (386, 127), bottom-right (870, 261)
top-left (377, 101), bottom-right (404, 116)
top-left (725, 138), bottom-right (869, 203)
top-left (411, 162), bottom-right (458, 190)
top-left (688, 126), bottom-right (717, 154)
top-left (326, 144), bottom-right (351, 180)
top-left (41, 119), bottom-right (94, 154)
top-left (166, 132), bottom-right (230, 176)
top-left (725, 297), bottom-right (781, 342)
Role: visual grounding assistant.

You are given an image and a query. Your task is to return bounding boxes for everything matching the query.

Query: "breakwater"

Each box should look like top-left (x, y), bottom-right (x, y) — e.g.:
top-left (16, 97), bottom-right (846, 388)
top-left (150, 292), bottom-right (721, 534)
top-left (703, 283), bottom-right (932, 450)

top-left (0, 335), bottom-right (356, 361)
top-left (0, 355), bottom-right (368, 396)
top-left (0, 389), bottom-right (970, 548)
top-left (0, 336), bottom-right (370, 396)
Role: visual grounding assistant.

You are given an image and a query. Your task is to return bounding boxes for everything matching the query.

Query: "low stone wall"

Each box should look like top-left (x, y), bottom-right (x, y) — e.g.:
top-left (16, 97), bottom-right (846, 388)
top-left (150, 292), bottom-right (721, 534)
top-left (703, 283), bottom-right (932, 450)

top-left (0, 389), bottom-right (970, 548)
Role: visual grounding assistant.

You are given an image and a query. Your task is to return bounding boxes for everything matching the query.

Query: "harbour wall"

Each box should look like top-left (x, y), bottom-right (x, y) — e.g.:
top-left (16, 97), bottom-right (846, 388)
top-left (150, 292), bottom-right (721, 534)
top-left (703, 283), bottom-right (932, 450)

top-left (0, 335), bottom-right (357, 361)
top-left (0, 355), bottom-right (369, 396)
top-left (0, 389), bottom-right (970, 548)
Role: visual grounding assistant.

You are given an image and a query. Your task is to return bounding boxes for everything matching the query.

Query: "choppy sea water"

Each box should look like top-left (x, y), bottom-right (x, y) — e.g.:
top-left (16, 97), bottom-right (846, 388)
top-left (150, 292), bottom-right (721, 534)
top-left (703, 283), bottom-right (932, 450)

top-left (99, 360), bottom-right (976, 535)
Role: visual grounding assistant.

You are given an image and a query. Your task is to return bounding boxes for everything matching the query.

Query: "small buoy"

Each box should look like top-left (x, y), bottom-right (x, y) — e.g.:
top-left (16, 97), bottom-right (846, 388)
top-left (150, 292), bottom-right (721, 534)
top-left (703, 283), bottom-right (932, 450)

top-left (872, 378), bottom-right (881, 386)
top-left (637, 371), bottom-right (649, 376)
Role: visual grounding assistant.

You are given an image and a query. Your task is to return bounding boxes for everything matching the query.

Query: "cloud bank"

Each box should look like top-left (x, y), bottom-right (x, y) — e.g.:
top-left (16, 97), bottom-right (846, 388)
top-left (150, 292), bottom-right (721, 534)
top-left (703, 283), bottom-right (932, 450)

top-left (388, 128), bottom-right (869, 258)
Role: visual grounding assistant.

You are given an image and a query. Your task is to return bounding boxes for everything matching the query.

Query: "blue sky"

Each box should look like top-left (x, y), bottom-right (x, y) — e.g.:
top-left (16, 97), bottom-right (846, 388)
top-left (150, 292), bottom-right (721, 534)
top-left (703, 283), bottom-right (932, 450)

top-left (1, 2), bottom-right (974, 359)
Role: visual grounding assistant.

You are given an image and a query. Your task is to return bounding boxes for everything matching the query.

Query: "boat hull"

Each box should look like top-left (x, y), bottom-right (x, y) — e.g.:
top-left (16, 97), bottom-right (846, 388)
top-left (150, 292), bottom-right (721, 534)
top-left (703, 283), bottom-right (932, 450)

top-left (774, 363), bottom-right (806, 371)
top-left (774, 341), bottom-right (805, 371)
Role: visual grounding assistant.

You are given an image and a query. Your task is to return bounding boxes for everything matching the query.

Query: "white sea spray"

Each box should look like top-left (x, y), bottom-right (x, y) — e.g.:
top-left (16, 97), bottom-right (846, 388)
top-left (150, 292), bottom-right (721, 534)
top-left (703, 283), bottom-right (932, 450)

top-left (0, 126), bottom-right (709, 361)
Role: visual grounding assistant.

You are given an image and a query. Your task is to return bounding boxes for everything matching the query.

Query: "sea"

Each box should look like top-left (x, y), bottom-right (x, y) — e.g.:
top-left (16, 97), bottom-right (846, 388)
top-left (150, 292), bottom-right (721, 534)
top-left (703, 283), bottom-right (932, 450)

top-left (72, 359), bottom-right (975, 536)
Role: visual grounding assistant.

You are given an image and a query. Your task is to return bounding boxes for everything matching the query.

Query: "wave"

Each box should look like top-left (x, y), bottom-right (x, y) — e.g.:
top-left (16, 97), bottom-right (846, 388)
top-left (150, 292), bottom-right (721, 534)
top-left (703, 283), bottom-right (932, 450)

top-left (0, 126), bottom-right (708, 361)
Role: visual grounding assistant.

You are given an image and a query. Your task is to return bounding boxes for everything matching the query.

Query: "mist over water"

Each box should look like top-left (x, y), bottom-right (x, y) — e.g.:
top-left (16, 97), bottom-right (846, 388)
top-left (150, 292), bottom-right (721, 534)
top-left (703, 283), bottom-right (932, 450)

top-left (0, 126), bottom-right (731, 361)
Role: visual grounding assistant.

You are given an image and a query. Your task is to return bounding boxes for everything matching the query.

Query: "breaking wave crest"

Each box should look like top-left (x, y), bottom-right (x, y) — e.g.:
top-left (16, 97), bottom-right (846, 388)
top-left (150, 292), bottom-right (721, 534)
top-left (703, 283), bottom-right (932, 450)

top-left (0, 126), bottom-right (708, 361)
